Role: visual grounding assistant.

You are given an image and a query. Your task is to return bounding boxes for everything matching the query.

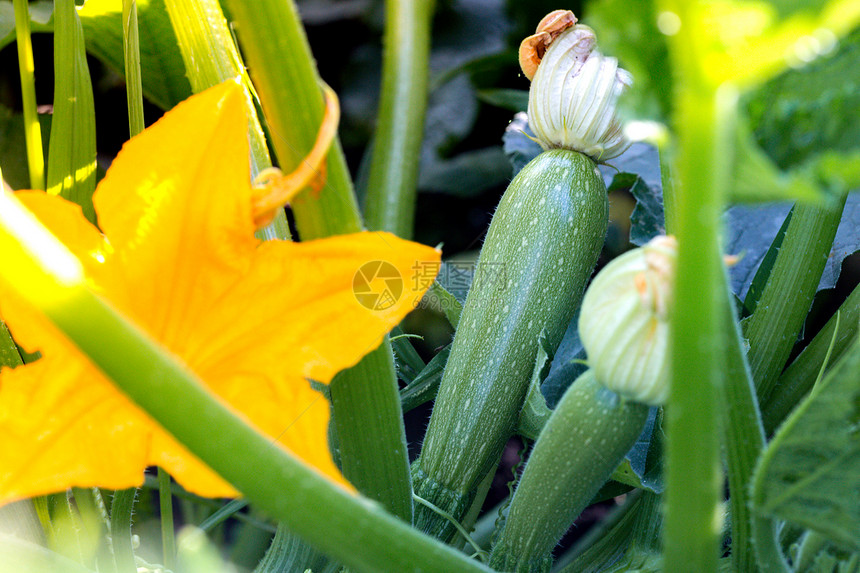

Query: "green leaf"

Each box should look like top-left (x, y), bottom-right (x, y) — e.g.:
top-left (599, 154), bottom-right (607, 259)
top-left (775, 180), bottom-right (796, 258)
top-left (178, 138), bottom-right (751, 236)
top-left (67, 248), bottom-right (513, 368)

top-left (417, 146), bottom-right (511, 197)
top-left (79, 0), bottom-right (192, 110)
top-left (743, 207), bottom-right (793, 315)
top-left (541, 315), bottom-right (588, 409)
top-left (747, 27), bottom-right (860, 170)
top-left (727, 192), bottom-right (860, 300)
top-left (475, 88), bottom-right (528, 112)
top-left (48, 0), bottom-right (97, 222)
top-left (390, 326), bottom-right (426, 385)
top-left (608, 409), bottom-right (663, 494)
top-left (752, 338), bottom-right (860, 551)
top-left (422, 280), bottom-right (462, 328)
top-left (0, 0), bottom-right (191, 111)
top-left (730, 118), bottom-right (831, 203)
top-left (0, 318), bottom-right (23, 370)
top-left (618, 174), bottom-right (665, 247)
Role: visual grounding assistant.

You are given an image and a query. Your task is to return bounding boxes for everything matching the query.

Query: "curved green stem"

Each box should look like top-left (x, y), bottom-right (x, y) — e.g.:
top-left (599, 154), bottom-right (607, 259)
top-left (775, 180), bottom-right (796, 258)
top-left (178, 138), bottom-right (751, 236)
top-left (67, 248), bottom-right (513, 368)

top-left (110, 488), bottom-right (138, 573)
top-left (255, 524), bottom-right (330, 573)
top-left (13, 0), bottom-right (44, 190)
top-left (744, 195), bottom-right (848, 402)
top-left (362, 0), bottom-right (434, 237)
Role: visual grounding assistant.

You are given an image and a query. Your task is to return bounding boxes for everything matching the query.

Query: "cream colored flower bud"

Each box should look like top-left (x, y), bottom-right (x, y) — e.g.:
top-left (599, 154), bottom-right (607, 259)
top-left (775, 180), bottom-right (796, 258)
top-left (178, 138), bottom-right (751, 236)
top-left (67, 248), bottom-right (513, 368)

top-left (578, 235), bottom-right (678, 405)
top-left (527, 24), bottom-right (632, 161)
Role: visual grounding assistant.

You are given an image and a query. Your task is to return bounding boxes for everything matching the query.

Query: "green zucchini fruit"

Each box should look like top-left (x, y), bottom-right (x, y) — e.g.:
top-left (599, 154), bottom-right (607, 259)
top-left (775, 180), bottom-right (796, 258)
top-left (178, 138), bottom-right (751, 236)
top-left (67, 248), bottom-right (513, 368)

top-left (488, 369), bottom-right (650, 572)
top-left (411, 148), bottom-right (608, 540)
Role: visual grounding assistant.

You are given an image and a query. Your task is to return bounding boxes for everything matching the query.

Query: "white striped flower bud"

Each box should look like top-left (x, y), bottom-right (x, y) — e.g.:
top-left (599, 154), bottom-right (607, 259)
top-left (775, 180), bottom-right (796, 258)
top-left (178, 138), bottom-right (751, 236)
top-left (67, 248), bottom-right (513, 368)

top-left (525, 23), bottom-right (633, 161)
top-left (578, 235), bottom-right (678, 405)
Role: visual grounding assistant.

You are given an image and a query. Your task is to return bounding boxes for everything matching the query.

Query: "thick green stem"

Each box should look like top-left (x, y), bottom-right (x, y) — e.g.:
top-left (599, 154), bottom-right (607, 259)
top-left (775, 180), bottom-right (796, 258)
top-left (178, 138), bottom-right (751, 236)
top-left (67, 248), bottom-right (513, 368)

top-left (329, 340), bottom-right (413, 522)
top-left (662, 5), bottom-right (732, 568)
top-left (121, 0), bottom-right (145, 138)
top-left (744, 195), bottom-right (848, 402)
top-left (362, 0), bottom-right (434, 237)
top-left (763, 282), bottom-right (859, 434)
top-left (110, 488), bottom-right (138, 573)
top-left (719, 276), bottom-right (788, 572)
top-left (225, 0), bottom-right (413, 523)
top-left (35, 284), bottom-right (488, 573)
top-left (13, 0), bottom-right (44, 190)
top-left (157, 468), bottom-right (176, 570)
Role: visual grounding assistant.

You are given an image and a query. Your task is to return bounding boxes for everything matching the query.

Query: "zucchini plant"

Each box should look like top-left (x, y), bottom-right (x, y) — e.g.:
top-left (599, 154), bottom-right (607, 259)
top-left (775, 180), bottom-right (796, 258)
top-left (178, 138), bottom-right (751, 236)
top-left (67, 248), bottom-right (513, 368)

top-left (411, 12), bottom-right (634, 540)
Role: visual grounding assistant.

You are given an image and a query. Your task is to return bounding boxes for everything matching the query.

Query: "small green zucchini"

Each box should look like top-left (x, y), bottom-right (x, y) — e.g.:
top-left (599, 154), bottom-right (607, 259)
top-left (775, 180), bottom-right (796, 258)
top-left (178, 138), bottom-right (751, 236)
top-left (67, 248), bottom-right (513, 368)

top-left (488, 370), bottom-right (649, 572)
top-left (411, 148), bottom-right (608, 539)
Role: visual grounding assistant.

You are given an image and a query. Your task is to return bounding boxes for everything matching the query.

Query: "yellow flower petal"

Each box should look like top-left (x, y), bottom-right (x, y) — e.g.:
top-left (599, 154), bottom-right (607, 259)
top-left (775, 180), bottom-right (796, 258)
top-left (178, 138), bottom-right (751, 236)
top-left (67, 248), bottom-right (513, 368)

top-left (0, 81), bottom-right (440, 503)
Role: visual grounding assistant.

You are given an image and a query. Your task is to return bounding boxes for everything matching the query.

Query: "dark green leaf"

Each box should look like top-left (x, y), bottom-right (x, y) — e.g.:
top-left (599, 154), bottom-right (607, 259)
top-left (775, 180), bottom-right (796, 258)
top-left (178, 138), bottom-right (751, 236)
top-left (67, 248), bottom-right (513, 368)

top-left (476, 88), bottom-right (528, 112)
top-left (0, 0), bottom-right (191, 110)
top-left (418, 146), bottom-right (511, 197)
top-left (434, 260), bottom-right (478, 305)
top-left (743, 207), bottom-right (794, 315)
top-left (540, 314), bottom-right (587, 410)
top-left (421, 281), bottom-right (463, 328)
top-left (727, 192), bottom-right (860, 300)
top-left (0, 319), bottom-right (23, 371)
top-left (624, 175), bottom-right (665, 247)
top-left (390, 326), bottom-right (426, 385)
top-left (609, 408), bottom-right (663, 494)
top-left (752, 338), bottom-right (860, 551)
top-left (400, 345), bottom-right (451, 413)
top-left (730, 118), bottom-right (832, 203)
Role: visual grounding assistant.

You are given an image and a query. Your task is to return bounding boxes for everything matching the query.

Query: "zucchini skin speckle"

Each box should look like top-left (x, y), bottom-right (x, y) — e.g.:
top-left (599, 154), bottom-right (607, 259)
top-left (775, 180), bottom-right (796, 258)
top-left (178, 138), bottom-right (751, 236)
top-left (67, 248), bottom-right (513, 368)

top-left (412, 149), bottom-right (608, 539)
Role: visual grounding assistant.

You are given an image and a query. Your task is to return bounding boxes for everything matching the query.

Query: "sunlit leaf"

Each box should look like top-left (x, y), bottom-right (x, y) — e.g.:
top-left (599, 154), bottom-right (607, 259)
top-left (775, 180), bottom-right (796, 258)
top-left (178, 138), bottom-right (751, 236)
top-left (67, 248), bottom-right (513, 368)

top-left (47, 0), bottom-right (97, 222)
top-left (80, 0), bottom-right (192, 110)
